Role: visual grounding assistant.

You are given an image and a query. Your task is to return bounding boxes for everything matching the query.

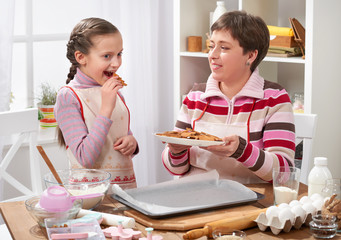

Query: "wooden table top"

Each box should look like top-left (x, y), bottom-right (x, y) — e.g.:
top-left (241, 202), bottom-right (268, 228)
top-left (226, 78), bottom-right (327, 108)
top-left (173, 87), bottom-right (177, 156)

top-left (1, 183), bottom-right (340, 240)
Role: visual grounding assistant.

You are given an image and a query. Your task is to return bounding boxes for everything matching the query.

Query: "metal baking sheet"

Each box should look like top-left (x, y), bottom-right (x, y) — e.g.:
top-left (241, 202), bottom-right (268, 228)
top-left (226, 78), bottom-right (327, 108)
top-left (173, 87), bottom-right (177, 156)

top-left (112, 179), bottom-right (264, 218)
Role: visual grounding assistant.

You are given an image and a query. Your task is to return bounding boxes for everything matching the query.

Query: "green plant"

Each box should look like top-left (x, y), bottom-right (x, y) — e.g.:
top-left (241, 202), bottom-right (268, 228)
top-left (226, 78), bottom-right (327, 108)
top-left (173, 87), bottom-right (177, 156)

top-left (38, 82), bottom-right (57, 106)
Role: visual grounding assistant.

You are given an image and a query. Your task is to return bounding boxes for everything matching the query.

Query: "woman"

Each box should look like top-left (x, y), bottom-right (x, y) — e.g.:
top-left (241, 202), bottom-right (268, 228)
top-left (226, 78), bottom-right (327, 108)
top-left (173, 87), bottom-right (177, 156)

top-left (162, 11), bottom-right (295, 183)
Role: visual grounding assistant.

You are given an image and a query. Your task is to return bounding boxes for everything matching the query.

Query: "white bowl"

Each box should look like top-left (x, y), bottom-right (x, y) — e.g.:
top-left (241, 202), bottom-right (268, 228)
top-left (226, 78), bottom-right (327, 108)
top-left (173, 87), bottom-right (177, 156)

top-left (44, 169), bottom-right (111, 210)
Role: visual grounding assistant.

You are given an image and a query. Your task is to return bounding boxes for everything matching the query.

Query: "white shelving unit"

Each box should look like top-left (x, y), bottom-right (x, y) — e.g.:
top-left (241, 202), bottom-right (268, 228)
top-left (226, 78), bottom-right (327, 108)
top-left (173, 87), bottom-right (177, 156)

top-left (173, 0), bottom-right (341, 178)
top-left (180, 51), bottom-right (306, 63)
top-left (174, 0), bottom-right (310, 118)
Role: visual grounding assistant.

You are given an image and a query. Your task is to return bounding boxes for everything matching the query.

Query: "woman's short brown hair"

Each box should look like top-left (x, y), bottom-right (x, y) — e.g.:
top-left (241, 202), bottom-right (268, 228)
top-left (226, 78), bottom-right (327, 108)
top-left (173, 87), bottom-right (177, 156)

top-left (211, 11), bottom-right (269, 72)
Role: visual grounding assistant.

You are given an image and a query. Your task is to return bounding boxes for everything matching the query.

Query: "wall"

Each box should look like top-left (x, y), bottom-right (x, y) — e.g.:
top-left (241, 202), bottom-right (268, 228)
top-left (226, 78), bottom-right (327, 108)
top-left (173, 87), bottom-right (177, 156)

top-left (311, 0), bottom-right (341, 178)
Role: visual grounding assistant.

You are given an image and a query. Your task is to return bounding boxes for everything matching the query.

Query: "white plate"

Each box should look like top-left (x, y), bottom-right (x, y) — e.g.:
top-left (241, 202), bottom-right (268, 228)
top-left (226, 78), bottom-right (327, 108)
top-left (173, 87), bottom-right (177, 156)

top-left (155, 134), bottom-right (224, 147)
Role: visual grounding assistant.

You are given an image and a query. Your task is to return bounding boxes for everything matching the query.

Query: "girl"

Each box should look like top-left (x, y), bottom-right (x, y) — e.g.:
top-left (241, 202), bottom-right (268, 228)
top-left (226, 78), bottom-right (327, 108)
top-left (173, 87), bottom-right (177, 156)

top-left (162, 11), bottom-right (295, 183)
top-left (55, 17), bottom-right (138, 190)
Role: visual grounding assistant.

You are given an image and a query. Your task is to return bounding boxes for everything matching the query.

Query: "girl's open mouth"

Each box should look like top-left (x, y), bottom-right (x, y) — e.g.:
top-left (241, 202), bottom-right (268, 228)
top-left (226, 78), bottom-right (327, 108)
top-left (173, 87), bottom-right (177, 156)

top-left (104, 71), bottom-right (114, 78)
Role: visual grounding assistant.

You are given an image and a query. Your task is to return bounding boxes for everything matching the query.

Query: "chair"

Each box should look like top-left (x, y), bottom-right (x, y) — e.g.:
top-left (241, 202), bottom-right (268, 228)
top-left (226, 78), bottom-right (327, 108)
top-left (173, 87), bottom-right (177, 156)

top-left (0, 108), bottom-right (43, 202)
top-left (294, 113), bottom-right (318, 184)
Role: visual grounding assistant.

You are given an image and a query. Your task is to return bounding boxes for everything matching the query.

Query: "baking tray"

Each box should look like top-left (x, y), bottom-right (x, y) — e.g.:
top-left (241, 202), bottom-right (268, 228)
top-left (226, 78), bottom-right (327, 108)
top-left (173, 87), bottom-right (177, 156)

top-left (112, 179), bottom-right (264, 218)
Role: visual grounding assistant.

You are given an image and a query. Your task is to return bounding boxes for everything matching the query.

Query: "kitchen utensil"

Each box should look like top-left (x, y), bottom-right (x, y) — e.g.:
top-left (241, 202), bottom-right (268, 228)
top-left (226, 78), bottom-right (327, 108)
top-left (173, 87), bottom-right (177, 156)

top-left (51, 232), bottom-right (98, 240)
top-left (112, 178), bottom-right (262, 218)
top-left (78, 209), bottom-right (135, 228)
top-left (139, 228), bottom-right (163, 240)
top-left (103, 220), bottom-right (141, 239)
top-left (39, 185), bottom-right (102, 212)
top-left (182, 208), bottom-right (267, 240)
top-left (36, 145), bottom-right (65, 187)
top-left (45, 217), bottom-right (105, 240)
top-left (25, 195), bottom-right (82, 227)
top-left (44, 169), bottom-right (110, 210)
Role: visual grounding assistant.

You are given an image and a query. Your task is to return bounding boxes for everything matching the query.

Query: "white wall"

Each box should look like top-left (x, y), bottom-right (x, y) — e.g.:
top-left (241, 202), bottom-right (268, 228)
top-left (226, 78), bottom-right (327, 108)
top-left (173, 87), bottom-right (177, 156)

top-left (311, 0), bottom-right (341, 178)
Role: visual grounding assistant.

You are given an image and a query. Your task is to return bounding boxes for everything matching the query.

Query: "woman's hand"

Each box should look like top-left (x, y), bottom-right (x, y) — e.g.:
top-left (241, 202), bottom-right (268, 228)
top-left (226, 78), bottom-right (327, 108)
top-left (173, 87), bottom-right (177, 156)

top-left (167, 143), bottom-right (191, 155)
top-left (201, 135), bottom-right (240, 157)
top-left (99, 77), bottom-right (123, 118)
top-left (114, 135), bottom-right (137, 156)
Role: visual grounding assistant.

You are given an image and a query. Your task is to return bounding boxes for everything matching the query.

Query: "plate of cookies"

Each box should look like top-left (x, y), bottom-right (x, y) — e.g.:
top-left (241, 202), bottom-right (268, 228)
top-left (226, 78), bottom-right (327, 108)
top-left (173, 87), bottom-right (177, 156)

top-left (155, 128), bottom-right (224, 147)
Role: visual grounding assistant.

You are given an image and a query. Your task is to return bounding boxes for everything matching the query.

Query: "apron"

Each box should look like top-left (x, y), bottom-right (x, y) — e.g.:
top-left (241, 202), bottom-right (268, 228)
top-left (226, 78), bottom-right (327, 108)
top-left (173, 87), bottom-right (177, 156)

top-left (188, 99), bottom-right (266, 184)
top-left (65, 87), bottom-right (136, 192)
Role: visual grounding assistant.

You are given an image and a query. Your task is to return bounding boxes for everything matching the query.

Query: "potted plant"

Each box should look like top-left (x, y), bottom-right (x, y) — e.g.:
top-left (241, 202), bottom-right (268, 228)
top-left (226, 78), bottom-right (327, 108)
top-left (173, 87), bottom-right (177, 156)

top-left (37, 82), bottom-right (58, 128)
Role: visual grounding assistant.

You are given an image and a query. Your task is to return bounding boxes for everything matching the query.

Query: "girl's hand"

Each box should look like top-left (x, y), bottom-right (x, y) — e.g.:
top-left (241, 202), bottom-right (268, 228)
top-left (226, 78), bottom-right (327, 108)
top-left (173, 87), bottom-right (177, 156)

top-left (167, 143), bottom-right (191, 155)
top-left (99, 77), bottom-right (124, 118)
top-left (114, 135), bottom-right (137, 156)
top-left (201, 135), bottom-right (240, 157)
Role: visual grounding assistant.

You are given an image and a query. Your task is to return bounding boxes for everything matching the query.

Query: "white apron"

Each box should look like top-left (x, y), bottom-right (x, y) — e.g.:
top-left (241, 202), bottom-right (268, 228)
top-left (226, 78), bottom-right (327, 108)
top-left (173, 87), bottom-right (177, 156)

top-left (188, 100), bottom-right (266, 184)
top-left (66, 87), bottom-right (136, 192)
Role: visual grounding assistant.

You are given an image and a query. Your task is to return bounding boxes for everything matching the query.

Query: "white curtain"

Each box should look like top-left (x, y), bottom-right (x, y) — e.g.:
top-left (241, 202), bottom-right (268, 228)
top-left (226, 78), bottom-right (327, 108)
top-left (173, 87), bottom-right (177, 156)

top-left (0, 0), bottom-right (174, 190)
top-left (102, 0), bottom-right (174, 187)
top-left (0, 0), bottom-right (15, 201)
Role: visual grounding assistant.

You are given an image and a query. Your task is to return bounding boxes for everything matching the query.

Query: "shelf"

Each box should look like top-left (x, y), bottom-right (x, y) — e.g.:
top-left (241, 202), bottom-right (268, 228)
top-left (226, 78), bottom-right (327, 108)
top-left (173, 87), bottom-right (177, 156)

top-left (263, 56), bottom-right (305, 64)
top-left (180, 51), bottom-right (305, 64)
top-left (180, 52), bottom-right (208, 58)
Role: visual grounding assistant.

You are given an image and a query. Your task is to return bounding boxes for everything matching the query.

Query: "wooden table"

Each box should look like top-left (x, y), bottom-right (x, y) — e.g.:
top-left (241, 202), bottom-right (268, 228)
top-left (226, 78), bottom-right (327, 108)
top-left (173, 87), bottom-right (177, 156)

top-left (1, 183), bottom-right (340, 240)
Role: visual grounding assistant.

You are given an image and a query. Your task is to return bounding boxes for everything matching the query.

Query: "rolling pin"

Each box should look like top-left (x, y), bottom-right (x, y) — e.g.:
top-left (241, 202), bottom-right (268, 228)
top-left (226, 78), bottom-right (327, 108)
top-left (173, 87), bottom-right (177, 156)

top-left (77, 209), bottom-right (136, 228)
top-left (182, 208), bottom-right (267, 240)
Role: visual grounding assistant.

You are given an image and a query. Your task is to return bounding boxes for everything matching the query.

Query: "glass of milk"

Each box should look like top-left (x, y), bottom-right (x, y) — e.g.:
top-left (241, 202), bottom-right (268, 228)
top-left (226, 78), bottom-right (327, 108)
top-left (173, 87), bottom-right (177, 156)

top-left (273, 166), bottom-right (301, 205)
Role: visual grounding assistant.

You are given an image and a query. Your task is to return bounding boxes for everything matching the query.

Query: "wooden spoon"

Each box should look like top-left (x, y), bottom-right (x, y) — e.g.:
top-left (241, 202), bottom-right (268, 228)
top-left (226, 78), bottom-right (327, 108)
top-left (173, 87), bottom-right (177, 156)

top-left (36, 145), bottom-right (65, 188)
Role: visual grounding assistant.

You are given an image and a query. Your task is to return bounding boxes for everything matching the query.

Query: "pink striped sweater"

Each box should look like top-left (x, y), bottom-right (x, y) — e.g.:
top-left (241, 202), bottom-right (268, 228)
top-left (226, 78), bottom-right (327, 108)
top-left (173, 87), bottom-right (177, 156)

top-left (162, 69), bottom-right (295, 182)
top-left (54, 69), bottom-right (136, 168)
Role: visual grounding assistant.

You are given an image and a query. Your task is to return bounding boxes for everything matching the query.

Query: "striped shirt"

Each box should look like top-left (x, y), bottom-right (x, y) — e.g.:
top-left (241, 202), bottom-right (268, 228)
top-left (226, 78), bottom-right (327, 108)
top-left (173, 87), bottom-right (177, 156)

top-left (54, 69), bottom-right (133, 168)
top-left (162, 69), bottom-right (295, 182)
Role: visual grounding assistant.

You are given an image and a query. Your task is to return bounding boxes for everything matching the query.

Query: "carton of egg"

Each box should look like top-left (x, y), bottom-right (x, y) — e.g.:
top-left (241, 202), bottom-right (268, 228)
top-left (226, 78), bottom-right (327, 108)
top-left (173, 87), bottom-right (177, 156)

top-left (254, 193), bottom-right (327, 235)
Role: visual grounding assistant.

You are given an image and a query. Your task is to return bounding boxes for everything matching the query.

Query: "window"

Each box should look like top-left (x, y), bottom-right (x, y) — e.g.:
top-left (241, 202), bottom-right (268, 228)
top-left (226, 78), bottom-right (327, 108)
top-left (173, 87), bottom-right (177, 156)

top-left (11, 0), bottom-right (104, 110)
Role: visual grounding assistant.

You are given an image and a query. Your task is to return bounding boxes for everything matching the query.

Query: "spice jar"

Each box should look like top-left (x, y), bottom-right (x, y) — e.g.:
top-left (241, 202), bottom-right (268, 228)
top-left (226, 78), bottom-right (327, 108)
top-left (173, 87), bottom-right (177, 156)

top-left (309, 214), bottom-right (337, 239)
top-left (292, 93), bottom-right (304, 113)
top-left (321, 178), bottom-right (341, 200)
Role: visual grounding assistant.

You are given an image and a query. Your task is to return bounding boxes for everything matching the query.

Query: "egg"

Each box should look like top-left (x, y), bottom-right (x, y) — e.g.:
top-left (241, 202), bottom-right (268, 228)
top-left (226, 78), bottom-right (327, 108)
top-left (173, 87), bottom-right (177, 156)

top-left (266, 206), bottom-right (279, 222)
top-left (312, 198), bottom-right (324, 211)
top-left (302, 202), bottom-right (317, 215)
top-left (310, 193), bottom-right (323, 202)
top-left (290, 204), bottom-right (306, 220)
top-left (299, 196), bottom-right (311, 205)
top-left (289, 200), bottom-right (301, 208)
top-left (278, 203), bottom-right (290, 209)
top-left (278, 207), bottom-right (295, 224)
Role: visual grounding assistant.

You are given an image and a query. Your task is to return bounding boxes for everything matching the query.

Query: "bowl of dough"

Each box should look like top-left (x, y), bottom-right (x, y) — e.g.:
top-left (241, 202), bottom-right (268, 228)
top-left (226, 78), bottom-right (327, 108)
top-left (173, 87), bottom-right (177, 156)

top-left (44, 169), bottom-right (111, 210)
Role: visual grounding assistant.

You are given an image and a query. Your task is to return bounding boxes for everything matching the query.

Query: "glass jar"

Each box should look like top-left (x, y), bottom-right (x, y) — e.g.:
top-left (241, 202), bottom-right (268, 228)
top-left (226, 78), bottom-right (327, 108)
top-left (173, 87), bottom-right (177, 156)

top-left (212, 229), bottom-right (246, 240)
top-left (321, 178), bottom-right (341, 200)
top-left (292, 93), bottom-right (304, 113)
top-left (309, 214), bottom-right (338, 239)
